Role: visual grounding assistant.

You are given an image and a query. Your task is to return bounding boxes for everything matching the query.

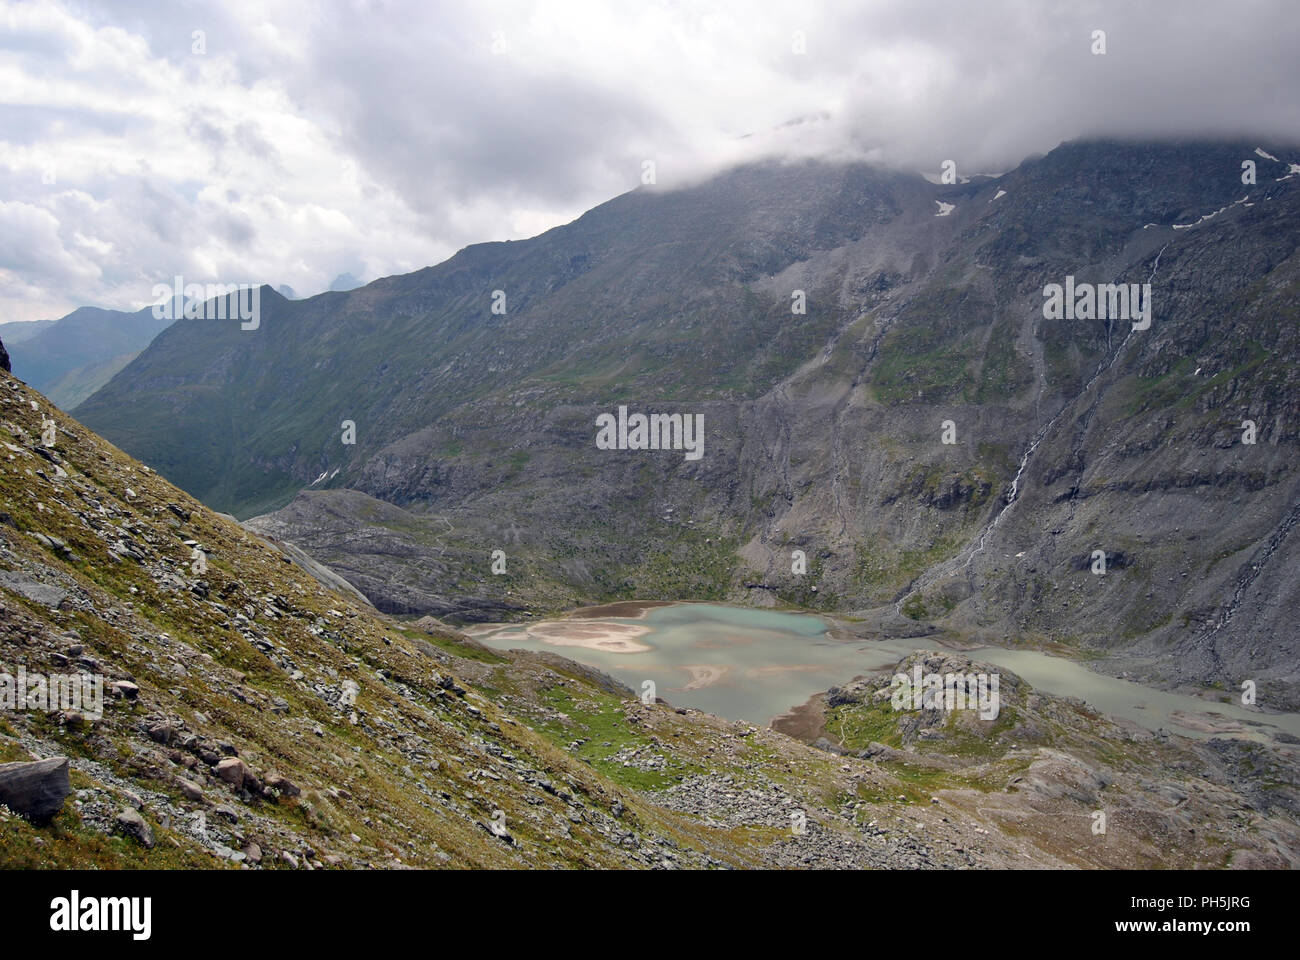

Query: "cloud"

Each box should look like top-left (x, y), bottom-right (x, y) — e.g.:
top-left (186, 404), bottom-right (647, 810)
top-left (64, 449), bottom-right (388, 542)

top-left (1, 0), bottom-right (1297, 323)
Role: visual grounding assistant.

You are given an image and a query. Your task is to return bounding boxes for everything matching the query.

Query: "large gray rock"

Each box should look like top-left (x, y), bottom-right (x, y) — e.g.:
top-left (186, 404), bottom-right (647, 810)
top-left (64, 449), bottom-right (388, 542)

top-left (114, 807), bottom-right (155, 848)
top-left (0, 570), bottom-right (67, 609)
top-left (264, 773), bottom-right (300, 797)
top-left (214, 757), bottom-right (251, 789)
top-left (0, 757), bottom-right (71, 824)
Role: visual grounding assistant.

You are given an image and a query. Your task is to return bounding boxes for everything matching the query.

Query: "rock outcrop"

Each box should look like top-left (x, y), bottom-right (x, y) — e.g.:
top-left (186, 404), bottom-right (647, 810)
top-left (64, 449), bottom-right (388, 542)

top-left (0, 757), bottom-right (71, 824)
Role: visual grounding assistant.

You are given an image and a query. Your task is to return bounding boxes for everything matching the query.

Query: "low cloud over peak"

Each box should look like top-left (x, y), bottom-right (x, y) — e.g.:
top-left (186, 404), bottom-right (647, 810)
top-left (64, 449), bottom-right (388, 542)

top-left (2, 0), bottom-right (1297, 323)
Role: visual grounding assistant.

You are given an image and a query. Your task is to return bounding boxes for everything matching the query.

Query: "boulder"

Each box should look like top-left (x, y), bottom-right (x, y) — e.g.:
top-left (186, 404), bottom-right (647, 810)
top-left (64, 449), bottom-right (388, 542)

top-left (0, 570), bottom-right (66, 609)
top-left (214, 757), bottom-right (251, 789)
top-left (146, 720), bottom-right (177, 744)
top-left (264, 774), bottom-right (300, 798)
top-left (826, 686), bottom-right (861, 707)
top-left (0, 757), bottom-right (71, 824)
top-left (114, 807), bottom-right (155, 848)
top-left (339, 680), bottom-right (360, 708)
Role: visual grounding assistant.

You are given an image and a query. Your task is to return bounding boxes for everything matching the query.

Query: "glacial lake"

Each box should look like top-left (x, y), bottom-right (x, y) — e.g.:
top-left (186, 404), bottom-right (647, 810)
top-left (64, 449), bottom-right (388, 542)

top-left (466, 602), bottom-right (1300, 745)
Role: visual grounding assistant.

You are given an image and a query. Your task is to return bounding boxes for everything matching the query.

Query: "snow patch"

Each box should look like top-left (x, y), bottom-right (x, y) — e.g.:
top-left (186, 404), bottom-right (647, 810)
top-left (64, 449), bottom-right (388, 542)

top-left (1172, 205), bottom-right (1228, 229)
top-left (1169, 194), bottom-right (1254, 230)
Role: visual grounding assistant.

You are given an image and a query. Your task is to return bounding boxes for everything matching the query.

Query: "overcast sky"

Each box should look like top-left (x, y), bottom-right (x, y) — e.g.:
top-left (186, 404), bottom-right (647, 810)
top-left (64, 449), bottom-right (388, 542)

top-left (2, 0), bottom-right (1298, 323)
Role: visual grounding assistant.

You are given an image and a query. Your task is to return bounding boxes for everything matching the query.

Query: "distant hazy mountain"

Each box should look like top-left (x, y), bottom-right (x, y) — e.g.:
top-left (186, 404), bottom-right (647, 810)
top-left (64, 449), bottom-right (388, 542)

top-left (328, 272), bottom-right (363, 292)
top-left (6, 305), bottom-right (174, 409)
top-left (77, 138), bottom-right (1300, 708)
top-left (0, 318), bottom-right (57, 344)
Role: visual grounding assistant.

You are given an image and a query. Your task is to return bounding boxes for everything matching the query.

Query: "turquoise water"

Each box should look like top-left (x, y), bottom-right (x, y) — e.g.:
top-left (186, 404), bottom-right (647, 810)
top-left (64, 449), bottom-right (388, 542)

top-left (469, 603), bottom-right (872, 725)
top-left (467, 603), bottom-right (1300, 743)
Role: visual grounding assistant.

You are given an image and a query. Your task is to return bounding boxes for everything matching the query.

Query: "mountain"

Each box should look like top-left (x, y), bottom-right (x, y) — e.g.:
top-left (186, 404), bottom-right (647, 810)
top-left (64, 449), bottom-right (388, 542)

top-left (75, 138), bottom-right (1300, 711)
top-left (0, 319), bottom-right (57, 345)
top-left (329, 273), bottom-right (363, 292)
top-left (6, 305), bottom-right (174, 409)
top-left (2, 371), bottom-right (1295, 868)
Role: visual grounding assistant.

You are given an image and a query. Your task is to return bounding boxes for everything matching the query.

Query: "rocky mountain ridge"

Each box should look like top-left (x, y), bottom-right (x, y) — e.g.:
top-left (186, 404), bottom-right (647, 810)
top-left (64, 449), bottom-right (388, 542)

top-left (74, 138), bottom-right (1300, 709)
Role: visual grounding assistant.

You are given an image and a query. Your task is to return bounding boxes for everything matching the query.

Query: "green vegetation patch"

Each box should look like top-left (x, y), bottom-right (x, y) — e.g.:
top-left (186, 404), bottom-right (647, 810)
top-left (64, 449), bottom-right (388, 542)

top-left (530, 687), bottom-right (705, 791)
